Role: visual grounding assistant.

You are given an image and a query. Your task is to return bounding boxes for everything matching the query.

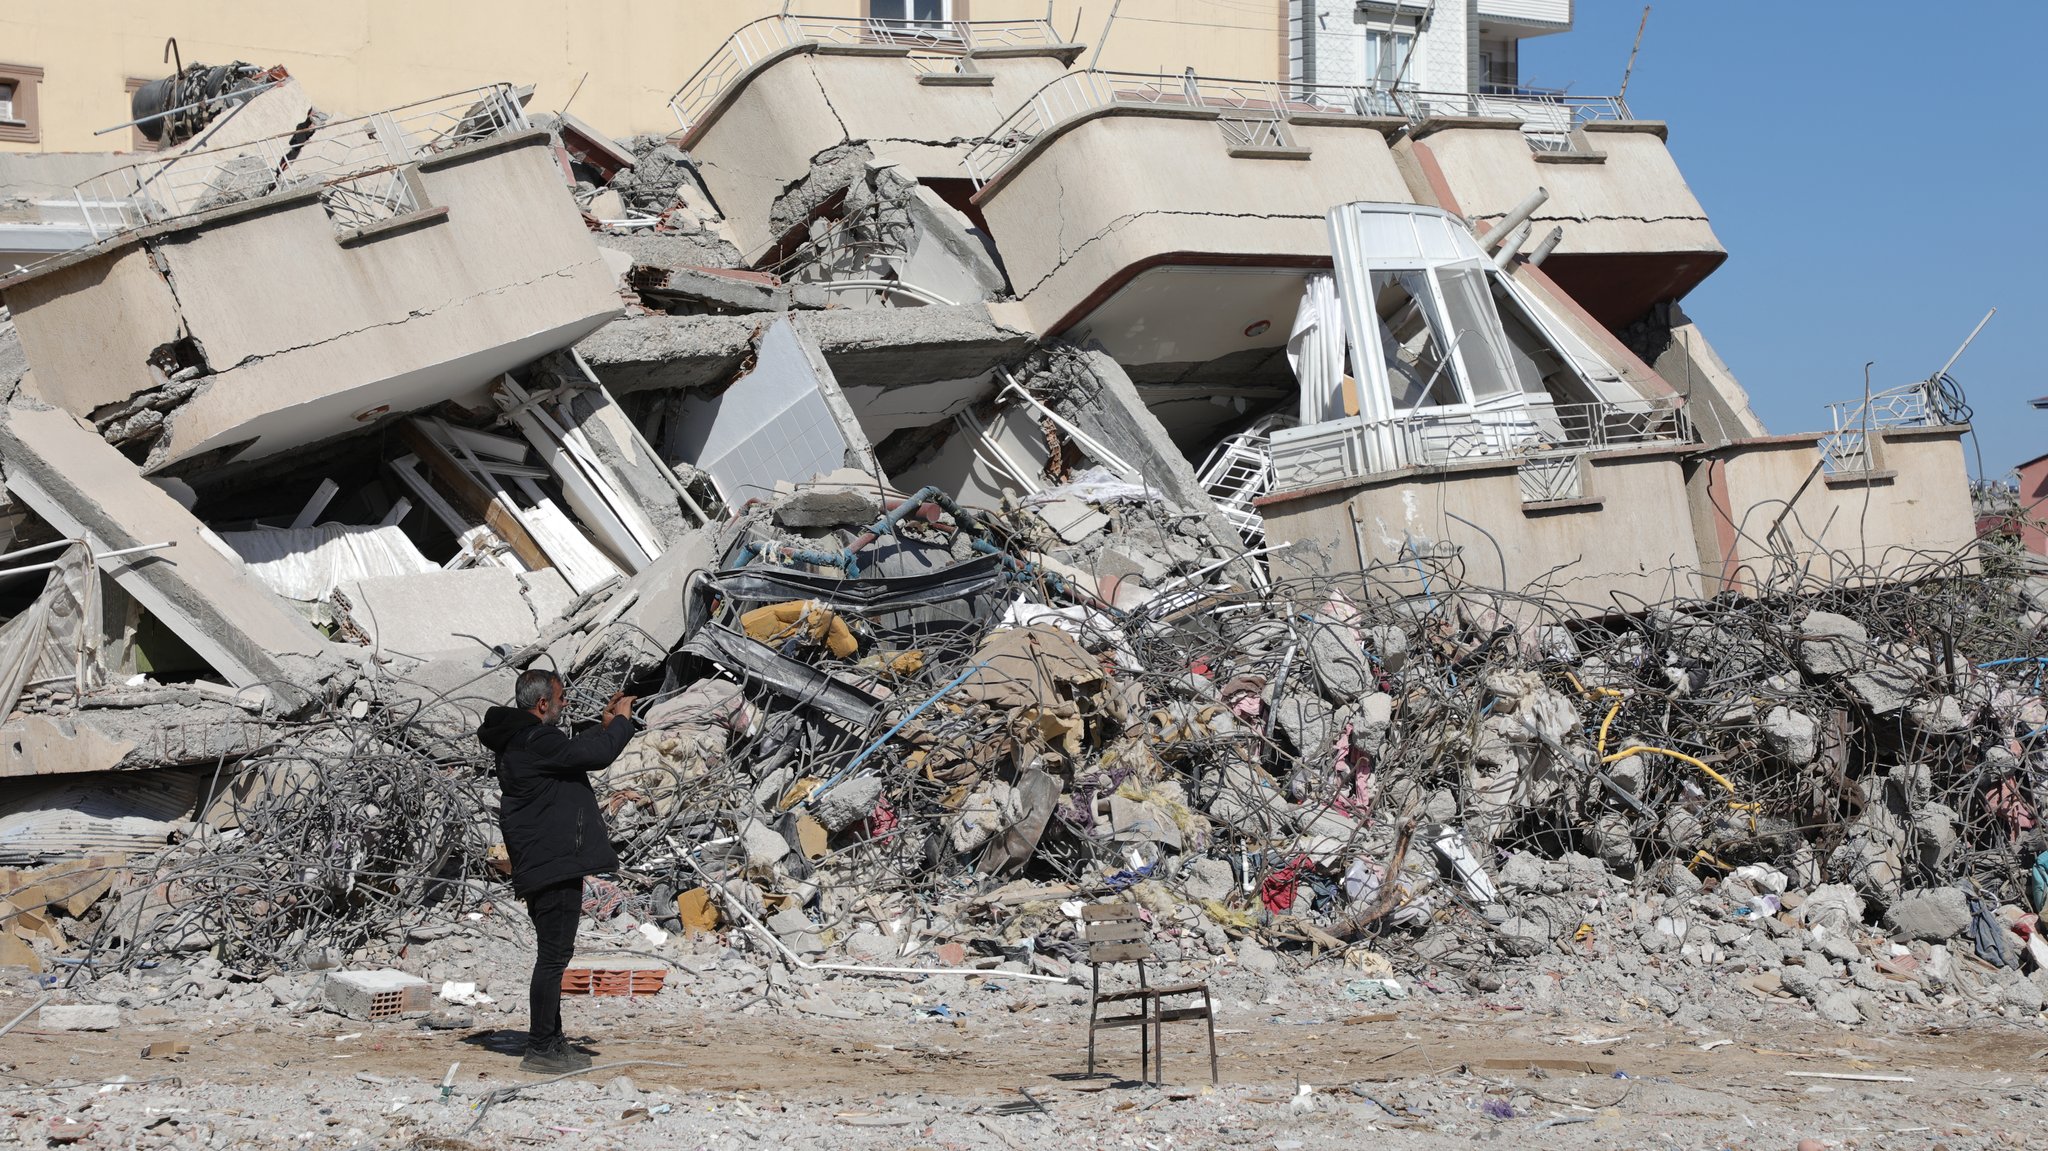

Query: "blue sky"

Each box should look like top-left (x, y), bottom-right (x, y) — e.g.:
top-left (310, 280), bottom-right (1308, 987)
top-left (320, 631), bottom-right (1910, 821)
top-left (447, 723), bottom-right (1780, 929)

top-left (1521, 1), bottom-right (2043, 477)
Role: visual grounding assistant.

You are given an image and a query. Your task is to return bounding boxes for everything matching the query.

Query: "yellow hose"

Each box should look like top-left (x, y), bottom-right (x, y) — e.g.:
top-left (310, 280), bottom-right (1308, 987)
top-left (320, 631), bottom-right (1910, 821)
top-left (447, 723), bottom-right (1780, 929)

top-left (1597, 700), bottom-right (1622, 759)
top-left (1602, 744), bottom-right (1737, 795)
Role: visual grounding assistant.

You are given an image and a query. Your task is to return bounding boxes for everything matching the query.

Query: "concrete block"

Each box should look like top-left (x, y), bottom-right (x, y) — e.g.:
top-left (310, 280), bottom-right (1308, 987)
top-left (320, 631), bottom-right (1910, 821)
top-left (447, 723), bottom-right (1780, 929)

top-left (1796, 611), bottom-right (1868, 677)
top-left (811, 775), bottom-right (883, 834)
top-left (336, 568), bottom-right (544, 660)
top-left (772, 485), bottom-right (884, 530)
top-left (324, 969), bottom-right (432, 1020)
top-left (1761, 706), bottom-right (1819, 764)
top-left (38, 1004), bottom-right (118, 1031)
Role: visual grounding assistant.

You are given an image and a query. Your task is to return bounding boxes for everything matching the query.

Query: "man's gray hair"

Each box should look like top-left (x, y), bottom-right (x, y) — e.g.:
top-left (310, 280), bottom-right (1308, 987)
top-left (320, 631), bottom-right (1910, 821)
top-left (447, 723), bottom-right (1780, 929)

top-left (515, 669), bottom-right (562, 711)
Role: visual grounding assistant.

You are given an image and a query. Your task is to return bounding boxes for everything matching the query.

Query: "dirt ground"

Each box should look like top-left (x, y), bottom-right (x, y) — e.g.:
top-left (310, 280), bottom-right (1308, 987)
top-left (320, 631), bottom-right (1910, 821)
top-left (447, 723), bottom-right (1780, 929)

top-left (5, 979), bottom-right (2048, 1149)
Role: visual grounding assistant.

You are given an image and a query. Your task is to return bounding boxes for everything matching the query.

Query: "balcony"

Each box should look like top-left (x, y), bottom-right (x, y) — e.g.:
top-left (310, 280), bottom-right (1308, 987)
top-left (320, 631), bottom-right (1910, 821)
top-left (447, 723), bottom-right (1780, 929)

top-left (37, 85), bottom-right (530, 250)
top-left (668, 15), bottom-right (1080, 146)
top-left (1396, 92), bottom-right (1726, 329)
top-left (1271, 395), bottom-right (1693, 496)
top-left (1, 111), bottom-right (620, 470)
top-left (965, 70), bottom-right (1414, 393)
top-left (664, 14), bottom-right (1080, 257)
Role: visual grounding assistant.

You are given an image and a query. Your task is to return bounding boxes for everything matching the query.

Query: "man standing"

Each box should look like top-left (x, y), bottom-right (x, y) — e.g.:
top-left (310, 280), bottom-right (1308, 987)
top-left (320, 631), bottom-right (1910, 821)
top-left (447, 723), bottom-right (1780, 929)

top-left (477, 669), bottom-right (637, 1073)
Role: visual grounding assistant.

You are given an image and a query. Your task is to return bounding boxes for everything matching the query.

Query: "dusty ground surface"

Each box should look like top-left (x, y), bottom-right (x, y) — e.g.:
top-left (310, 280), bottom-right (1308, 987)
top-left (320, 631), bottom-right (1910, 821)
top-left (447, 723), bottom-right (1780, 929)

top-left (5, 965), bottom-right (2048, 1150)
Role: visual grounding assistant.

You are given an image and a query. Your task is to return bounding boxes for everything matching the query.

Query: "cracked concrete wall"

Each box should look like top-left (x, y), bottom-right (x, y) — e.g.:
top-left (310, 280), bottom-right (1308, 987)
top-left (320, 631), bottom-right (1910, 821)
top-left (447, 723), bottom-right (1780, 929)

top-left (975, 115), bottom-right (1412, 337)
top-left (689, 50), bottom-right (1070, 256)
top-left (2, 132), bottom-right (622, 471)
top-left (1653, 303), bottom-right (1768, 445)
top-left (1411, 122), bottom-right (1721, 255)
top-left (1686, 428), bottom-right (1978, 596)
top-left (1262, 447), bottom-right (1706, 606)
top-left (2, 246), bottom-right (183, 416)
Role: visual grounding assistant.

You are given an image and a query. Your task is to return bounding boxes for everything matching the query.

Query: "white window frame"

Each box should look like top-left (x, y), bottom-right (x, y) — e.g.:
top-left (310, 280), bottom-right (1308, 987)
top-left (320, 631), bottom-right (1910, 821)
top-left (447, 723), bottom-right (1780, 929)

top-left (870, 0), bottom-right (953, 27)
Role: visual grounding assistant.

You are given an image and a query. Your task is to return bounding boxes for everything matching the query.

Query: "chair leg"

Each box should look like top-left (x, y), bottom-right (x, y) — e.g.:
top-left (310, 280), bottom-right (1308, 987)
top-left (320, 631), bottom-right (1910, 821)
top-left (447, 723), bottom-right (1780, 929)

top-left (1138, 998), bottom-right (1150, 1083)
top-left (1087, 969), bottom-right (1100, 1078)
top-left (1204, 988), bottom-right (1218, 1085)
top-left (1155, 995), bottom-right (1171, 1081)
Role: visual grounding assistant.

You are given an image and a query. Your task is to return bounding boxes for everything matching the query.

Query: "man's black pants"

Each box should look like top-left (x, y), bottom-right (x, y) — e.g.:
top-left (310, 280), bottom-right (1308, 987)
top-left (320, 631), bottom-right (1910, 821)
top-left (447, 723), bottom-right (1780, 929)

top-left (522, 878), bottom-right (582, 1050)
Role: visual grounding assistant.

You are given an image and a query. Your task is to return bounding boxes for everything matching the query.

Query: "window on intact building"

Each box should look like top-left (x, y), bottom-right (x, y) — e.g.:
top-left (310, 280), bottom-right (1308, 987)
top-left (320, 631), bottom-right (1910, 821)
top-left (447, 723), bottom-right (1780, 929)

top-left (870, 0), bottom-right (952, 26)
top-left (0, 65), bottom-right (41, 144)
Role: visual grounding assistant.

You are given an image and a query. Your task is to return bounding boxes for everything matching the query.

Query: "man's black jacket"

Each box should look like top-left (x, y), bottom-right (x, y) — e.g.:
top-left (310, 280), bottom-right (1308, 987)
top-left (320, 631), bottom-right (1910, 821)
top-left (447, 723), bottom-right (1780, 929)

top-left (477, 707), bottom-right (634, 896)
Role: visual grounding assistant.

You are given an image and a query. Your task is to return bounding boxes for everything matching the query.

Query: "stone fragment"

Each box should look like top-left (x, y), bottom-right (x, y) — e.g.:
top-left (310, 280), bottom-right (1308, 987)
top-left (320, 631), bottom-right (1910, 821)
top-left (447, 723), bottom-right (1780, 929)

top-left (1761, 706), bottom-right (1819, 765)
top-left (1181, 856), bottom-right (1236, 903)
top-left (1885, 887), bottom-right (1971, 942)
top-left (811, 775), bottom-right (884, 833)
top-left (1795, 612), bottom-right (1868, 676)
top-left (1815, 990), bottom-right (1863, 1025)
top-left (38, 1004), bottom-right (118, 1031)
top-left (1847, 663), bottom-right (1918, 715)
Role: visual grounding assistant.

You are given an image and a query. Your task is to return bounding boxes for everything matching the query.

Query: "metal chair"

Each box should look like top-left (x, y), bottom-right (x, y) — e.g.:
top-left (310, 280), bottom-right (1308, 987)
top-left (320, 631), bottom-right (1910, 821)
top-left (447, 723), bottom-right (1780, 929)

top-left (1082, 902), bottom-right (1218, 1085)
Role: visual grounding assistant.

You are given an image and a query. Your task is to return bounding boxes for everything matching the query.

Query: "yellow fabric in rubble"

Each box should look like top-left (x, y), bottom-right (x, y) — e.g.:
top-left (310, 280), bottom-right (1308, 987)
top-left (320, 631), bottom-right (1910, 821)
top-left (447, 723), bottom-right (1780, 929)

top-left (741, 599), bottom-right (859, 659)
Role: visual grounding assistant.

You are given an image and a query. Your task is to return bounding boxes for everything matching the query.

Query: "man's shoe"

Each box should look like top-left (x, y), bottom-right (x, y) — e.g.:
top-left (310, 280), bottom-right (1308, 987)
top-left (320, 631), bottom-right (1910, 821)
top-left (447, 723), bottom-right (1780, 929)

top-left (519, 1043), bottom-right (592, 1074)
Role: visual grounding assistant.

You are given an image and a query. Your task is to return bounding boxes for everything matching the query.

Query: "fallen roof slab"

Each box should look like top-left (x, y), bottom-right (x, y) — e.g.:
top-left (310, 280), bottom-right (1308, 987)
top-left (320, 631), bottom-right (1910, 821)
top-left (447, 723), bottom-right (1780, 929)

top-left (0, 401), bottom-right (329, 694)
top-left (575, 302), bottom-right (1034, 394)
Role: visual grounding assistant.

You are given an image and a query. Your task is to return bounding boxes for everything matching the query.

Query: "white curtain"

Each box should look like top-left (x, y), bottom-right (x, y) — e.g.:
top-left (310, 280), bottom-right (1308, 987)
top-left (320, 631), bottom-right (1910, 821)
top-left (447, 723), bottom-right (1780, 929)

top-left (0, 543), bottom-right (102, 721)
top-left (1287, 273), bottom-right (1347, 424)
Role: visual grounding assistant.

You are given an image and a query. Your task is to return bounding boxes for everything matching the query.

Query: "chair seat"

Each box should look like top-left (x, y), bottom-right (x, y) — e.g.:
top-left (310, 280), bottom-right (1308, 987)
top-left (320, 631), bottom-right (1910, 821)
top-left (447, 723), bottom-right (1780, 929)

top-left (1092, 1013), bottom-right (1151, 1030)
top-left (1155, 1006), bottom-right (1212, 1023)
top-left (1095, 981), bottom-right (1209, 1004)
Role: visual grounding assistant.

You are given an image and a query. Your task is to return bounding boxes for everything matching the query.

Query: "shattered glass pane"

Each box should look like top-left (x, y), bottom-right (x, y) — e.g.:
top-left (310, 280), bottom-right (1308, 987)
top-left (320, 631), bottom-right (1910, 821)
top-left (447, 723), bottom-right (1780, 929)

top-left (1370, 270), bottom-right (1456, 409)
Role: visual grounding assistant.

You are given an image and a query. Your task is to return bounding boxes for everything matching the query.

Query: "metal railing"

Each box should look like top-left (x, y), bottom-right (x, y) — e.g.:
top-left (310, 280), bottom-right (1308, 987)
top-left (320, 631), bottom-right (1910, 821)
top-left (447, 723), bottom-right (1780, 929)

top-left (1404, 90), bottom-right (1631, 151)
top-left (964, 69), bottom-right (1632, 186)
top-left (1271, 395), bottom-right (1691, 490)
top-left (666, 15), bottom-right (1070, 139)
top-left (47, 85), bottom-right (528, 246)
top-left (1818, 376), bottom-right (1964, 474)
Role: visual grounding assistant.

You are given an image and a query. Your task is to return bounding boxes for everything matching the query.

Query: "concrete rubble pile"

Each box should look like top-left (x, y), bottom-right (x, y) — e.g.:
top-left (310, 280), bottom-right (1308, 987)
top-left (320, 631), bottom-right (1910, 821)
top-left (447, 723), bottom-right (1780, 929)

top-left (0, 61), bottom-right (2035, 1049)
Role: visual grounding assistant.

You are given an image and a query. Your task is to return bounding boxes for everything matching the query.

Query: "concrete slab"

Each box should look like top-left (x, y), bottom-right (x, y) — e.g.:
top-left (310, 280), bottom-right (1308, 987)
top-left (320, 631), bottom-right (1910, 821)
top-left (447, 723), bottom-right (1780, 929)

top-left (0, 401), bottom-right (328, 692)
top-left (336, 567), bottom-right (559, 662)
top-left (576, 302), bottom-right (1034, 395)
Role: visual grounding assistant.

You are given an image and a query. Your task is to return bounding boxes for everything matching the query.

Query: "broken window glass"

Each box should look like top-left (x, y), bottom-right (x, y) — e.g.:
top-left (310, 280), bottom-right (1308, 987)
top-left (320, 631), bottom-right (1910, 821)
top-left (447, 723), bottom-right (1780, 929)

top-left (1433, 264), bottom-right (1516, 400)
top-left (1371, 269), bottom-right (1456, 410)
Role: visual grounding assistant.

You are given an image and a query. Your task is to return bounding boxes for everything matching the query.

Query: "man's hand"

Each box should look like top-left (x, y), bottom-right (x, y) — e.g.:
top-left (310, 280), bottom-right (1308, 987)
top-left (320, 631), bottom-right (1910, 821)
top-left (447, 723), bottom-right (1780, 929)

top-left (603, 693), bottom-right (638, 723)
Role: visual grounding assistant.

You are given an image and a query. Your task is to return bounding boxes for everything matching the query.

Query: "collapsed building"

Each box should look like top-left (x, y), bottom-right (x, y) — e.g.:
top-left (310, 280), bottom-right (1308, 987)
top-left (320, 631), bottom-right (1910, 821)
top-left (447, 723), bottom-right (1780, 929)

top-left (0, 15), bottom-right (2026, 1024)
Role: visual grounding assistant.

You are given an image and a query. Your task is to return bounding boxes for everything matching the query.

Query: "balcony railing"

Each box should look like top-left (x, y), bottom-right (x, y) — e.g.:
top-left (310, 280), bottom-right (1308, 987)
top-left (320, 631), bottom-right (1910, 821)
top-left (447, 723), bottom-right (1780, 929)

top-left (44, 85), bottom-right (529, 249)
top-left (1270, 395), bottom-right (1691, 492)
top-left (666, 15), bottom-right (1072, 141)
top-left (1818, 374), bottom-right (1969, 474)
top-left (963, 69), bottom-right (1633, 187)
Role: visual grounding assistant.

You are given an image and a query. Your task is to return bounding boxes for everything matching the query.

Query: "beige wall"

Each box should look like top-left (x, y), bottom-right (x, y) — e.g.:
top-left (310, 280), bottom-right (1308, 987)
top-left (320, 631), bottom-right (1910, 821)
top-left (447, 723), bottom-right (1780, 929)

top-left (1686, 428), bottom-right (1980, 595)
top-left (693, 51), bottom-right (1067, 256)
top-left (1260, 448), bottom-right (1706, 610)
top-left (976, 113), bottom-right (1413, 334)
top-left (0, 1), bottom-right (1287, 154)
top-left (7, 134), bottom-right (622, 467)
top-left (1403, 121), bottom-right (1721, 260)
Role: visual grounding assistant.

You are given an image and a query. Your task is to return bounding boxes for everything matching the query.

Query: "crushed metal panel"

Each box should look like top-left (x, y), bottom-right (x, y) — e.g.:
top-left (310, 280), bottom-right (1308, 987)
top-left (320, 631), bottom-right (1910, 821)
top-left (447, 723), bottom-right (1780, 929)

top-left (662, 316), bottom-right (878, 506)
top-left (0, 768), bottom-right (202, 865)
top-left (676, 622), bottom-right (885, 728)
